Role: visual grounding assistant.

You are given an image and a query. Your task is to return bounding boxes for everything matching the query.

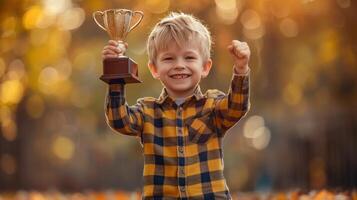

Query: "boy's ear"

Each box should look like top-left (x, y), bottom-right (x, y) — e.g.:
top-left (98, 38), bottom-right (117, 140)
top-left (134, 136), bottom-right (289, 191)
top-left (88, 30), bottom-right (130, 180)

top-left (148, 62), bottom-right (160, 79)
top-left (201, 59), bottom-right (212, 78)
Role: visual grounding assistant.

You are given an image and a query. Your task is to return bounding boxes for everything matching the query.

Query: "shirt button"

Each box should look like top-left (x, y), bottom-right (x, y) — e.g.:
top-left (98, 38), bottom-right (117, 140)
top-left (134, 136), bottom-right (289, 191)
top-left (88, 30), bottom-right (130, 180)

top-left (179, 147), bottom-right (183, 153)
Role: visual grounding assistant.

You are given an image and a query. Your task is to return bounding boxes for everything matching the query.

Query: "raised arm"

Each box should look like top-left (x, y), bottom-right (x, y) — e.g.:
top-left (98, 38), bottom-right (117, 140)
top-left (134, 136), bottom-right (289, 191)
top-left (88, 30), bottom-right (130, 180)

top-left (105, 84), bottom-right (144, 137)
top-left (214, 40), bottom-right (251, 137)
top-left (102, 40), bottom-right (143, 137)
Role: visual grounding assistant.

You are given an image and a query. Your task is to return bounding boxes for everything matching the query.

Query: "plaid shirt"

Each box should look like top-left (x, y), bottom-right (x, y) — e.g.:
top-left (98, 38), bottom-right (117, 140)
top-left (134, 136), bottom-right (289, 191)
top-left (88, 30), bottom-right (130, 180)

top-left (105, 70), bottom-right (250, 200)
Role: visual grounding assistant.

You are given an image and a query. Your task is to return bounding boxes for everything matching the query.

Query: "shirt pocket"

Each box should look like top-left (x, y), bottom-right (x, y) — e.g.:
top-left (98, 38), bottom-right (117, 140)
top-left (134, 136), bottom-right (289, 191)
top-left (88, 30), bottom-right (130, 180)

top-left (185, 111), bottom-right (215, 144)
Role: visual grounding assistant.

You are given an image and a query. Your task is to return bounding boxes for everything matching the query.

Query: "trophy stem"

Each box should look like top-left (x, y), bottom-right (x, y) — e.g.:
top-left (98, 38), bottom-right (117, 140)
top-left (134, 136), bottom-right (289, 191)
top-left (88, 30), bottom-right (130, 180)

top-left (117, 42), bottom-right (127, 57)
top-left (93, 9), bottom-right (144, 84)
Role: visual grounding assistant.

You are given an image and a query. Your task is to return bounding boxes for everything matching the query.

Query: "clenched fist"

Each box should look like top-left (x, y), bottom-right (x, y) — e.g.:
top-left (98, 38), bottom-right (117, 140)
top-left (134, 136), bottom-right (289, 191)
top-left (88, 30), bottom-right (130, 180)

top-left (228, 40), bottom-right (250, 74)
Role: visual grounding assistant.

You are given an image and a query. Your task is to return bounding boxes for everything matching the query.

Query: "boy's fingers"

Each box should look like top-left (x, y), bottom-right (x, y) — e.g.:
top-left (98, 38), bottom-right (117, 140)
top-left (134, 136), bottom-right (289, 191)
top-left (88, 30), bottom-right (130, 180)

top-left (230, 49), bottom-right (237, 58)
top-left (102, 48), bottom-right (116, 54)
top-left (236, 48), bottom-right (249, 56)
top-left (108, 40), bottom-right (118, 46)
top-left (238, 53), bottom-right (247, 59)
top-left (230, 47), bottom-right (247, 58)
top-left (232, 42), bottom-right (250, 57)
top-left (242, 49), bottom-right (251, 54)
top-left (102, 49), bottom-right (119, 57)
top-left (235, 46), bottom-right (249, 53)
top-left (102, 43), bottom-right (127, 59)
top-left (104, 46), bottom-right (122, 54)
top-left (232, 40), bottom-right (242, 48)
top-left (104, 54), bottom-right (118, 58)
top-left (228, 45), bottom-right (234, 55)
top-left (102, 55), bottom-right (118, 59)
top-left (233, 46), bottom-right (242, 57)
top-left (232, 40), bottom-right (249, 50)
top-left (102, 49), bottom-right (119, 56)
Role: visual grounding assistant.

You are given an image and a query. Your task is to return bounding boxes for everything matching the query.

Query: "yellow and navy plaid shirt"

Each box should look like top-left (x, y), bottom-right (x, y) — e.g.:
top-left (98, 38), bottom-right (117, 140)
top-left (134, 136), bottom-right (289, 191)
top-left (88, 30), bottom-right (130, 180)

top-left (105, 70), bottom-right (250, 200)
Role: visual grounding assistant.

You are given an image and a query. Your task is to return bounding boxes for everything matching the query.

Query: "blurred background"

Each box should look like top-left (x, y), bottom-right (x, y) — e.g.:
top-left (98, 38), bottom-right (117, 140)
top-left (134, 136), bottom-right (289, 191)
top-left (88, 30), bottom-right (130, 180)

top-left (0, 0), bottom-right (356, 197)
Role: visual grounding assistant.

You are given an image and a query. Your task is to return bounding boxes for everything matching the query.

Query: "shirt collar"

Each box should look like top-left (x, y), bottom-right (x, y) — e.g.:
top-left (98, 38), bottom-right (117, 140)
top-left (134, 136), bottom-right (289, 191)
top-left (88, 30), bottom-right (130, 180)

top-left (156, 85), bottom-right (204, 104)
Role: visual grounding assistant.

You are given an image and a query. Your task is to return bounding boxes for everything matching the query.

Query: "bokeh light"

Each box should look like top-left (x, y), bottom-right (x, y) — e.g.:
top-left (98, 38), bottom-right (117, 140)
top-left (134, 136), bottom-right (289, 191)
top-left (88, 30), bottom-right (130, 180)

top-left (0, 79), bottom-right (24, 105)
top-left (215, 0), bottom-right (239, 25)
top-left (1, 118), bottom-right (17, 142)
top-left (57, 7), bottom-right (85, 31)
top-left (52, 136), bottom-right (75, 160)
top-left (243, 115), bottom-right (271, 150)
top-left (42, 0), bottom-right (72, 15)
top-left (240, 9), bottom-right (265, 39)
top-left (243, 115), bottom-right (265, 139)
top-left (240, 9), bottom-right (261, 30)
top-left (279, 18), bottom-right (299, 38)
top-left (23, 6), bottom-right (44, 30)
top-left (251, 126), bottom-right (271, 150)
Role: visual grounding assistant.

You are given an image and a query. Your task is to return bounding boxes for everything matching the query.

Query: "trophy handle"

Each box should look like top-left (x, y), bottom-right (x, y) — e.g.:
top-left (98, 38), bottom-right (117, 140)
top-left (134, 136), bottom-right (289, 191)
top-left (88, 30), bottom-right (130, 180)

top-left (93, 11), bottom-right (106, 31)
top-left (129, 11), bottom-right (144, 32)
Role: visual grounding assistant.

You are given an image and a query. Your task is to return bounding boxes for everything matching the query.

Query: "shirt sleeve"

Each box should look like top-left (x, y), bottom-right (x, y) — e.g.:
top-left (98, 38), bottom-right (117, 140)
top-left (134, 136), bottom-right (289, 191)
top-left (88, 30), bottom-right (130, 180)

top-left (213, 68), bottom-right (250, 137)
top-left (104, 84), bottom-right (144, 137)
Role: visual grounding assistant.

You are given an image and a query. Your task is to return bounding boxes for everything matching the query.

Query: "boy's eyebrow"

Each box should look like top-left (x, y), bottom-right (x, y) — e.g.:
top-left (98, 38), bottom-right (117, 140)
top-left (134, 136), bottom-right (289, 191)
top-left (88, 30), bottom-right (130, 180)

top-left (159, 49), bottom-right (199, 57)
top-left (184, 50), bottom-right (198, 54)
top-left (159, 52), bottom-right (174, 57)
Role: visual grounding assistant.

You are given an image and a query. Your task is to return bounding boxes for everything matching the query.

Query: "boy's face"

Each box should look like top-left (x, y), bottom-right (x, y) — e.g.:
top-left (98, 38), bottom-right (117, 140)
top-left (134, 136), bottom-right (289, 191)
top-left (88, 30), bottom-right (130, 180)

top-left (148, 41), bottom-right (212, 99)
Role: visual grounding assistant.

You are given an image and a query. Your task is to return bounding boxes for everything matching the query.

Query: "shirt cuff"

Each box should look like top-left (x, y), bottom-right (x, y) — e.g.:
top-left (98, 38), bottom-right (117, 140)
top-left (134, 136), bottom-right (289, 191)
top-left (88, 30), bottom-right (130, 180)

top-left (109, 84), bottom-right (125, 96)
top-left (233, 67), bottom-right (250, 76)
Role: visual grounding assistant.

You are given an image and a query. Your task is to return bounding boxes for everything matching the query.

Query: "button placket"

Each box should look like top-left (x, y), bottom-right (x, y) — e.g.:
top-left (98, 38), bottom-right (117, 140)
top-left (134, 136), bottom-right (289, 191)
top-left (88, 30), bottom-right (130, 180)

top-left (177, 106), bottom-right (187, 197)
top-left (177, 106), bottom-right (184, 156)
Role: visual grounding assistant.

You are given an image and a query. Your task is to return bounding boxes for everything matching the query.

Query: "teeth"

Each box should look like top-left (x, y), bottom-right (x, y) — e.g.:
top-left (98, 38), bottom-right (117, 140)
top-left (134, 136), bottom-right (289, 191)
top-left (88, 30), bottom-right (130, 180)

top-left (171, 74), bottom-right (189, 79)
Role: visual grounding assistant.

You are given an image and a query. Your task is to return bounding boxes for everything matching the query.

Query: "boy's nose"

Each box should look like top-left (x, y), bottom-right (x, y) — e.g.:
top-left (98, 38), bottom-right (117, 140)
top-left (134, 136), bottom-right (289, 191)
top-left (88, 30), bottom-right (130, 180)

top-left (174, 64), bottom-right (185, 70)
top-left (174, 58), bottom-right (186, 69)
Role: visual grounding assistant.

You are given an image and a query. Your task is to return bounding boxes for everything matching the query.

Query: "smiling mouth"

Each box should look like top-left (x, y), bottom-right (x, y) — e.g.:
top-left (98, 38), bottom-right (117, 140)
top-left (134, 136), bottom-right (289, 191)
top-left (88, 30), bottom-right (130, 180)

top-left (169, 74), bottom-right (191, 79)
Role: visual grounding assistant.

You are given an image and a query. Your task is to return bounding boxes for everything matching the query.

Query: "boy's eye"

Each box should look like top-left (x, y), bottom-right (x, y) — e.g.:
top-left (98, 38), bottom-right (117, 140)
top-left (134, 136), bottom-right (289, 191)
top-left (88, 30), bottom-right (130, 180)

top-left (186, 56), bottom-right (196, 60)
top-left (163, 57), bottom-right (173, 61)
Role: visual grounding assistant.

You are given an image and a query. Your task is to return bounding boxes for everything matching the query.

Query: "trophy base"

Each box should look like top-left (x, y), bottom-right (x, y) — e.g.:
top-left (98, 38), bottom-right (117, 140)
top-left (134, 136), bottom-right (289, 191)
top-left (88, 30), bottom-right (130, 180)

top-left (100, 57), bottom-right (142, 84)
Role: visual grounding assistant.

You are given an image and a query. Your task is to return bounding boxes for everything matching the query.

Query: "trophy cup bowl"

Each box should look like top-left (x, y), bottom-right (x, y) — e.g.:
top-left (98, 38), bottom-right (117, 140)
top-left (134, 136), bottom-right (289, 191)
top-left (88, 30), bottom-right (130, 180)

top-left (93, 9), bottom-right (144, 84)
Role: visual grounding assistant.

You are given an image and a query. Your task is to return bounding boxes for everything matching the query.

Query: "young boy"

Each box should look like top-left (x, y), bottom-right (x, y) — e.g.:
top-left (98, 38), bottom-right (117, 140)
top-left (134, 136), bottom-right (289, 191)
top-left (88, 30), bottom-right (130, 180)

top-left (102, 12), bottom-right (250, 200)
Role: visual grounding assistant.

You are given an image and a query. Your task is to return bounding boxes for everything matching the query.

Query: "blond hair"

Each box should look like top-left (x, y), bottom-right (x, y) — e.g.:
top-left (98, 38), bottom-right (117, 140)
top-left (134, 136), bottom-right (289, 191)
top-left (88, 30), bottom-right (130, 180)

top-left (147, 12), bottom-right (212, 64)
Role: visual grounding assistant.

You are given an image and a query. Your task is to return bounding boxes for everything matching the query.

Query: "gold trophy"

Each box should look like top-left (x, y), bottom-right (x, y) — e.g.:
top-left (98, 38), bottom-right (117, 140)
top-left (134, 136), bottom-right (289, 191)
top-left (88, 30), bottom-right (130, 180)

top-left (93, 9), bottom-right (144, 84)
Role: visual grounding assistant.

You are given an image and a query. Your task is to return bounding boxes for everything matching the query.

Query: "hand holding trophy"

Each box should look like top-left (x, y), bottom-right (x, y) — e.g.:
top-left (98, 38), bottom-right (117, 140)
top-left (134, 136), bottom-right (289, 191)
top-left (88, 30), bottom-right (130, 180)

top-left (93, 9), bottom-right (144, 84)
